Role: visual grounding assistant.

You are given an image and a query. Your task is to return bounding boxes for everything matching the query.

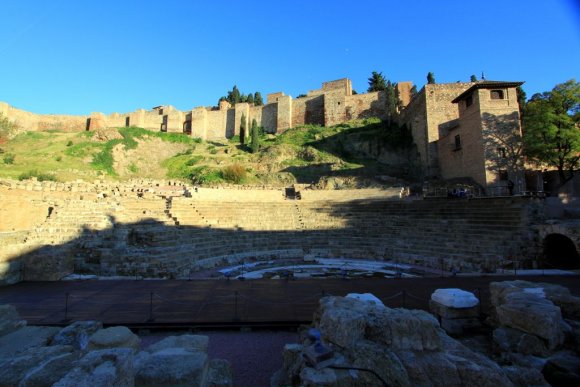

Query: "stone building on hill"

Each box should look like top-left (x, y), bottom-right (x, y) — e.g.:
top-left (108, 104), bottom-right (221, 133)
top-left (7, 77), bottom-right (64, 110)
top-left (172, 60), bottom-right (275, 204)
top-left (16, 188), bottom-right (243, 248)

top-left (398, 80), bottom-right (524, 190)
top-left (0, 77), bottom-right (524, 192)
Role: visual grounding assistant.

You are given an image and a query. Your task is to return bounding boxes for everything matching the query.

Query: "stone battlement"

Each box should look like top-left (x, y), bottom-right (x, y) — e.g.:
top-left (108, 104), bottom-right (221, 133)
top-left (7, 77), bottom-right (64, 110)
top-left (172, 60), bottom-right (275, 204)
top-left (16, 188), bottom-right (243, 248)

top-left (0, 78), bottom-right (412, 141)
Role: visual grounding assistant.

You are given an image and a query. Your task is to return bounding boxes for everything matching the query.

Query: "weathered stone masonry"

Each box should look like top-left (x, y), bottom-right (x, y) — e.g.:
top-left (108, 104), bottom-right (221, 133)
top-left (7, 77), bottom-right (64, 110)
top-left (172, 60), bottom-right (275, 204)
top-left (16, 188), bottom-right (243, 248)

top-left (1, 78), bottom-right (393, 141)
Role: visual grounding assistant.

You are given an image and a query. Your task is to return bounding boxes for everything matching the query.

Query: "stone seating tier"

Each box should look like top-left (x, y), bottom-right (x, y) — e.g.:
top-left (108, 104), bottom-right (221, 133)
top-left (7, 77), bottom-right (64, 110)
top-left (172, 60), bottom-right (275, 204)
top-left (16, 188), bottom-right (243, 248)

top-left (0, 185), bottom-right (540, 282)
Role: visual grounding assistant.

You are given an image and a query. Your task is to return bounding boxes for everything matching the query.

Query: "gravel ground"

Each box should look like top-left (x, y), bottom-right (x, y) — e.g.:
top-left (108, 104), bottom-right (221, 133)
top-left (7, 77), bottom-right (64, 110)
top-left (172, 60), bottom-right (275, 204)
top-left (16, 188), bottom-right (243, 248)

top-left (140, 330), bottom-right (299, 386)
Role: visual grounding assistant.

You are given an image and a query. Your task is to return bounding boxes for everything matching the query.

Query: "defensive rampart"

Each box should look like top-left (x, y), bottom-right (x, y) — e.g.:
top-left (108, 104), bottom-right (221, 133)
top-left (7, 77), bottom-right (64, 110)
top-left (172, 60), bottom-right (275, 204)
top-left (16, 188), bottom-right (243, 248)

top-left (1, 78), bottom-right (404, 141)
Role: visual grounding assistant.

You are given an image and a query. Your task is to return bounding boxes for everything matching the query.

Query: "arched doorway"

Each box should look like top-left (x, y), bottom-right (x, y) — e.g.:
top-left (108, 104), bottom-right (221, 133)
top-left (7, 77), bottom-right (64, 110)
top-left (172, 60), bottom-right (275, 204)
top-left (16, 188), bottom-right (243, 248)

top-left (543, 233), bottom-right (580, 269)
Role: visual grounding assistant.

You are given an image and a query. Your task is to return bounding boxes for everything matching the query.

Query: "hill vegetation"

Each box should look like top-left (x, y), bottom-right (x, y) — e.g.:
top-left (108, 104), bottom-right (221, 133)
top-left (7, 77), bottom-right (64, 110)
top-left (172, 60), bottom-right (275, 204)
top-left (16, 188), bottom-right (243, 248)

top-left (0, 118), bottom-right (417, 187)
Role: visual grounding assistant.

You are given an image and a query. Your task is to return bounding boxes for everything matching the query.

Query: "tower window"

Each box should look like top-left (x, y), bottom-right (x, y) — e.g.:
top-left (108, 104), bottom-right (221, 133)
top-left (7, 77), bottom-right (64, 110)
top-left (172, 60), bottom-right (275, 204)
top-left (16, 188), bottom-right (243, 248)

top-left (454, 134), bottom-right (461, 150)
top-left (490, 90), bottom-right (504, 99)
top-left (465, 95), bottom-right (473, 107)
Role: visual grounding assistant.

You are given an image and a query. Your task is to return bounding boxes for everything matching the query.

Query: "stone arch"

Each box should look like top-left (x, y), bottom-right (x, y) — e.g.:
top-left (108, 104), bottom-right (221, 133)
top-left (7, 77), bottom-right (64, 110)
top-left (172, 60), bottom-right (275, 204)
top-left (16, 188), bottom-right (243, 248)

top-left (543, 233), bottom-right (580, 269)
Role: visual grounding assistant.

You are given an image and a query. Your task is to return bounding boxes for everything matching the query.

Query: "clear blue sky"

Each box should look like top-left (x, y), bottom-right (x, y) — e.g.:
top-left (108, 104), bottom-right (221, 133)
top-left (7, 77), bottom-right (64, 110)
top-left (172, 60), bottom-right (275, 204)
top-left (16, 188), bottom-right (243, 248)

top-left (1, 0), bottom-right (579, 115)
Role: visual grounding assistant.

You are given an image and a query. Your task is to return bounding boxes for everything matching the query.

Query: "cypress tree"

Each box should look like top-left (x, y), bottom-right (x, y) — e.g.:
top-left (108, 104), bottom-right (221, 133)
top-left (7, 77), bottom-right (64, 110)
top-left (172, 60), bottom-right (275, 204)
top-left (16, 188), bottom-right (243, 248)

top-left (385, 81), bottom-right (398, 119)
top-left (240, 113), bottom-right (247, 145)
top-left (470, 74), bottom-right (477, 82)
top-left (427, 72), bottom-right (436, 84)
top-left (246, 93), bottom-right (254, 105)
top-left (251, 119), bottom-right (259, 153)
top-left (254, 92), bottom-right (264, 106)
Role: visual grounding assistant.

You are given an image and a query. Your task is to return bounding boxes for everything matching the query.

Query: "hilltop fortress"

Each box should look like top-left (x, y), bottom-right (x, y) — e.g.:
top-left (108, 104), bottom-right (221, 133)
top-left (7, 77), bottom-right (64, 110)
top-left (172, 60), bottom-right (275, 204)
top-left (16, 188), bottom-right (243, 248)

top-left (0, 77), bottom-right (523, 189)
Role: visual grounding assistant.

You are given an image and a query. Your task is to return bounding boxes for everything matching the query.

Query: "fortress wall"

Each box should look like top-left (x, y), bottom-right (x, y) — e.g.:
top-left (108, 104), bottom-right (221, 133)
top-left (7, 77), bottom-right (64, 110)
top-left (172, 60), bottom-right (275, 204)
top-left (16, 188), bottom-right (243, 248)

top-left (308, 78), bottom-right (352, 97)
top-left (249, 104), bottom-right (277, 134)
top-left (276, 95), bottom-right (293, 132)
top-left (102, 113), bottom-right (127, 128)
top-left (190, 108), bottom-right (208, 139)
top-left (322, 78), bottom-right (352, 95)
top-left (260, 103), bottom-right (278, 133)
top-left (344, 91), bottom-right (387, 121)
top-left (292, 95), bottom-right (324, 127)
top-left (234, 103), bottom-right (250, 137)
top-left (128, 109), bottom-right (164, 131)
top-left (324, 92), bottom-right (347, 126)
top-left (1, 102), bottom-right (88, 132)
top-left (163, 110), bottom-right (185, 133)
top-left (396, 82), bottom-right (413, 108)
top-left (399, 83), bottom-right (473, 174)
top-left (437, 93), bottom-right (486, 186)
top-left (425, 83), bottom-right (473, 143)
top-left (206, 109), bottom-right (230, 139)
top-left (399, 90), bottom-right (428, 166)
top-left (479, 87), bottom-right (522, 186)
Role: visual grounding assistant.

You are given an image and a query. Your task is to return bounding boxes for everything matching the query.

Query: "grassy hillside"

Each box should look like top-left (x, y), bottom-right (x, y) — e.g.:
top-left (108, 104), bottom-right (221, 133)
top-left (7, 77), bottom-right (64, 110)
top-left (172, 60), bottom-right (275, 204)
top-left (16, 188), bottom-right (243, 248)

top-left (0, 119), bottom-right (418, 186)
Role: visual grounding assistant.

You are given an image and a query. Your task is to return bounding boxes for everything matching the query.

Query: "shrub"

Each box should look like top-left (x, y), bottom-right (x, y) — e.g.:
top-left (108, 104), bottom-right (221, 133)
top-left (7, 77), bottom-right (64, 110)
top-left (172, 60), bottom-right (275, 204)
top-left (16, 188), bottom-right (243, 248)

top-left (54, 155), bottom-right (62, 162)
top-left (3, 153), bottom-right (15, 164)
top-left (190, 166), bottom-right (223, 184)
top-left (222, 164), bottom-right (246, 184)
top-left (66, 140), bottom-right (73, 147)
top-left (185, 156), bottom-right (203, 166)
top-left (18, 170), bottom-right (57, 182)
top-left (128, 162), bottom-right (139, 173)
top-left (0, 113), bottom-right (16, 141)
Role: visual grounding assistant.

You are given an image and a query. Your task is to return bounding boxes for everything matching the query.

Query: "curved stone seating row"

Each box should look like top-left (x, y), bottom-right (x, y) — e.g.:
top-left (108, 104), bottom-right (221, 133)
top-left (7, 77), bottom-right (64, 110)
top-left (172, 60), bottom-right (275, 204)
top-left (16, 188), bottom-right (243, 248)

top-left (0, 185), bottom-right (539, 282)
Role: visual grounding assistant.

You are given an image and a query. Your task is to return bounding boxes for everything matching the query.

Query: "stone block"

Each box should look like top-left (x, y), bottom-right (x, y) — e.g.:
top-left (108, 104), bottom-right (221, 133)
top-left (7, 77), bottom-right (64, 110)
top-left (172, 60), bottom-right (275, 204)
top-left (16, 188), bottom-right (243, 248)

top-left (135, 347), bottom-right (209, 386)
top-left (493, 327), bottom-right (550, 357)
top-left (54, 348), bottom-right (134, 387)
top-left (88, 326), bottom-right (140, 353)
top-left (0, 326), bottom-right (60, 358)
top-left (52, 320), bottom-right (103, 350)
top-left (431, 288), bottom-right (479, 308)
top-left (429, 299), bottom-right (479, 319)
top-left (0, 345), bottom-right (75, 387)
top-left (496, 292), bottom-right (565, 350)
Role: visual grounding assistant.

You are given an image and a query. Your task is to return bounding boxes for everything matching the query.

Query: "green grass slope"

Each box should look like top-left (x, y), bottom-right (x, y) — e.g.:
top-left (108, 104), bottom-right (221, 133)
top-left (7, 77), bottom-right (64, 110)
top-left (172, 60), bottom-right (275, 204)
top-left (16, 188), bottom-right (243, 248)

top-left (0, 119), bottom-right (418, 186)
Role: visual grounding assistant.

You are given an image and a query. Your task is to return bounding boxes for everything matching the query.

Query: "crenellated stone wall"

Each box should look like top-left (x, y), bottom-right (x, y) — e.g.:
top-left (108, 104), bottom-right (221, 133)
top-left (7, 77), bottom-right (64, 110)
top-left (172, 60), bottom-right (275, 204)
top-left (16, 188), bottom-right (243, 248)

top-left (0, 78), bottom-right (393, 140)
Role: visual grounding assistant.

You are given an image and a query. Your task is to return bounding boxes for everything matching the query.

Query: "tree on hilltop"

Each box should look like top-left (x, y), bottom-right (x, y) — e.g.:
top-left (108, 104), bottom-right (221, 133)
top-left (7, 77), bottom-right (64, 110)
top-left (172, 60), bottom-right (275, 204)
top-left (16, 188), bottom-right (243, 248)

top-left (367, 71), bottom-right (388, 92)
top-left (227, 86), bottom-right (242, 105)
top-left (219, 88), bottom-right (264, 107)
top-left (427, 72), bottom-right (436, 84)
top-left (523, 79), bottom-right (580, 184)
